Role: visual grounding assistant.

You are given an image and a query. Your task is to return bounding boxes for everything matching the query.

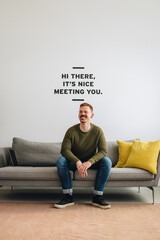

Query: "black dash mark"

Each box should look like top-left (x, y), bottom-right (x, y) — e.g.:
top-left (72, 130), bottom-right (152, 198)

top-left (72, 99), bottom-right (84, 101)
top-left (72, 67), bottom-right (85, 69)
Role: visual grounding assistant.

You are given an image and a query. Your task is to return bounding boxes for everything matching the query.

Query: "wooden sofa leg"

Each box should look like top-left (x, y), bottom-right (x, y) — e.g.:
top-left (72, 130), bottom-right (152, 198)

top-left (148, 187), bottom-right (155, 205)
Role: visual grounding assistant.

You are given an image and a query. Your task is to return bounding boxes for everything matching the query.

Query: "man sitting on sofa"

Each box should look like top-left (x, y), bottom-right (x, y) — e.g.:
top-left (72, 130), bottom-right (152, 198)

top-left (54, 103), bottom-right (112, 209)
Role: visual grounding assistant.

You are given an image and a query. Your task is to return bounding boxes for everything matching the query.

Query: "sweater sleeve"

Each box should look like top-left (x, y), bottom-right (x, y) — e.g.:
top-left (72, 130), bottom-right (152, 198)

top-left (60, 129), bottom-right (80, 164)
top-left (88, 129), bottom-right (107, 165)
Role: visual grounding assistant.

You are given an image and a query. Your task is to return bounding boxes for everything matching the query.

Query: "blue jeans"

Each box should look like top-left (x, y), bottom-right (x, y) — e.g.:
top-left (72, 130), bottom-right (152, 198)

top-left (56, 156), bottom-right (112, 195)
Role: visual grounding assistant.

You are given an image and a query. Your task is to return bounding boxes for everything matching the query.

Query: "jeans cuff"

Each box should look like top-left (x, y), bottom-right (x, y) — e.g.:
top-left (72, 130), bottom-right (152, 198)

top-left (63, 189), bottom-right (73, 194)
top-left (94, 190), bottom-right (103, 195)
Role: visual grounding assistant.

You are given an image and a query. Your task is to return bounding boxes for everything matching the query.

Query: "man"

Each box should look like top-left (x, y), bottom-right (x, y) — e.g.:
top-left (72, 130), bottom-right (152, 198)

top-left (54, 103), bottom-right (112, 209)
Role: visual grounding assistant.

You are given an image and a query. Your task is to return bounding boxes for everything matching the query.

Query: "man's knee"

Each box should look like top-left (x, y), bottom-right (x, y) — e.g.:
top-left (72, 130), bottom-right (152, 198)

top-left (56, 156), bottom-right (68, 168)
top-left (101, 157), bottom-right (112, 169)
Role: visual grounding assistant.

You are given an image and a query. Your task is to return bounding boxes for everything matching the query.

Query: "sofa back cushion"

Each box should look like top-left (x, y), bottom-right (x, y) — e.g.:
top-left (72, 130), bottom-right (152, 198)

top-left (107, 141), bottom-right (119, 167)
top-left (12, 138), bottom-right (119, 167)
top-left (12, 138), bottom-right (61, 166)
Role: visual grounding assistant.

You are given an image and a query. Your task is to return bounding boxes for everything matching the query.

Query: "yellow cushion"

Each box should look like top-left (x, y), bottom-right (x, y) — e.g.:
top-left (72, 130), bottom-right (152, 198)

top-left (124, 140), bottom-right (160, 174)
top-left (114, 141), bottom-right (132, 168)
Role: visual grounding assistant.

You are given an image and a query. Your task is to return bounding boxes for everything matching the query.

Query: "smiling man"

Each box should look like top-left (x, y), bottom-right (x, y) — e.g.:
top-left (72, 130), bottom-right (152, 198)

top-left (54, 103), bottom-right (112, 209)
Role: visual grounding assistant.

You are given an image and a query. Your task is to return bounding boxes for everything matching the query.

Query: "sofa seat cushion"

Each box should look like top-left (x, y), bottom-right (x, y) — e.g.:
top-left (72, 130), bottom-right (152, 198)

top-left (74, 167), bottom-right (154, 181)
top-left (0, 166), bottom-right (73, 180)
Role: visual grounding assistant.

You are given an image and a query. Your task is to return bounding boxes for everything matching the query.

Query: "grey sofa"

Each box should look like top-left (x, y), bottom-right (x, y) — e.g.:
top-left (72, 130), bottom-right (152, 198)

top-left (0, 137), bottom-right (160, 204)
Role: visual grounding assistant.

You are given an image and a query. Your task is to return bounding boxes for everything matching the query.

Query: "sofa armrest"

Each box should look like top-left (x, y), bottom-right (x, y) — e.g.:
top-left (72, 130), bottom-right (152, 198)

top-left (153, 152), bottom-right (160, 186)
top-left (0, 147), bottom-right (11, 167)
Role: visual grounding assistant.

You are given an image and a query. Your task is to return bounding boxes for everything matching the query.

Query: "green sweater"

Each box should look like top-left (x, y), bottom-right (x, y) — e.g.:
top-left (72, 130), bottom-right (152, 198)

top-left (61, 123), bottom-right (107, 165)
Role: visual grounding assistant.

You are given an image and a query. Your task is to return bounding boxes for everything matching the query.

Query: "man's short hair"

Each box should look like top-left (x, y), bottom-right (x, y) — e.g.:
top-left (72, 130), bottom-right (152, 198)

top-left (80, 103), bottom-right (93, 112)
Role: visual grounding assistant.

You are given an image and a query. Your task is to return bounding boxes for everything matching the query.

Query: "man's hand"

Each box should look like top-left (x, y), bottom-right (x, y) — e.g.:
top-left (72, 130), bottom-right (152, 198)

top-left (76, 160), bottom-right (91, 178)
top-left (82, 161), bottom-right (91, 171)
top-left (76, 160), bottom-right (86, 178)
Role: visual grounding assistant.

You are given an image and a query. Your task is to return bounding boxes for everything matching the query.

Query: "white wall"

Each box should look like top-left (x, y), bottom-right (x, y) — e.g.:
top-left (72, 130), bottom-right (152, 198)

top-left (0, 0), bottom-right (160, 147)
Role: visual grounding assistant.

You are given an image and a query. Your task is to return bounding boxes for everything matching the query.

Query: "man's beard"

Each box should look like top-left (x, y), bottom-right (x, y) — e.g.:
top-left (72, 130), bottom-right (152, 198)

top-left (80, 115), bottom-right (87, 122)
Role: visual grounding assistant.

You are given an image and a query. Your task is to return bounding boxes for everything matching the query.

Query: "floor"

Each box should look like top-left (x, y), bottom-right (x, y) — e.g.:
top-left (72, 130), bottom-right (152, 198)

top-left (0, 186), bottom-right (160, 204)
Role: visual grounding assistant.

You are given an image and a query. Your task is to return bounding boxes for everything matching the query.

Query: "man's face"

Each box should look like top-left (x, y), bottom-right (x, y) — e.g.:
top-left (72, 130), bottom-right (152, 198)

top-left (78, 106), bottom-right (94, 124)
